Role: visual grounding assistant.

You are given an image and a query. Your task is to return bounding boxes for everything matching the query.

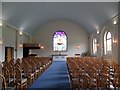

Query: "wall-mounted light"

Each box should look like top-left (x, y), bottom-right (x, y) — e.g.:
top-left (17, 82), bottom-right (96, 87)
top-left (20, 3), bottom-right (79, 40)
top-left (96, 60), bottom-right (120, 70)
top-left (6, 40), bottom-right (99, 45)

top-left (0, 22), bottom-right (2, 26)
top-left (113, 37), bottom-right (118, 44)
top-left (19, 41), bottom-right (23, 48)
top-left (0, 38), bottom-right (3, 45)
top-left (40, 45), bottom-right (44, 49)
top-left (76, 45), bottom-right (80, 49)
top-left (39, 44), bottom-right (41, 47)
top-left (96, 42), bottom-right (100, 47)
top-left (39, 44), bottom-right (44, 49)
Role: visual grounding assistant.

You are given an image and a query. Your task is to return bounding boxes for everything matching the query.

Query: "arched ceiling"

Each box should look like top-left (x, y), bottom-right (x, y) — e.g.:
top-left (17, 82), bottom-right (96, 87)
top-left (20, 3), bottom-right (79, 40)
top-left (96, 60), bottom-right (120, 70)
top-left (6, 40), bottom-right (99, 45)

top-left (2, 2), bottom-right (118, 35)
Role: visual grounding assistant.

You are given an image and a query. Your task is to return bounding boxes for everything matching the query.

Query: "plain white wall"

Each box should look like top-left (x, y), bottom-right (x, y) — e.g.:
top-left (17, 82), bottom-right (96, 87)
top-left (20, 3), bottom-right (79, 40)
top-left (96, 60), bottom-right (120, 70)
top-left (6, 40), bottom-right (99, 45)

top-left (2, 25), bottom-right (17, 61)
top-left (0, 21), bottom-right (31, 62)
top-left (17, 32), bottom-right (30, 58)
top-left (32, 20), bottom-right (89, 57)
top-left (90, 16), bottom-right (118, 64)
top-left (0, 27), bottom-right (2, 62)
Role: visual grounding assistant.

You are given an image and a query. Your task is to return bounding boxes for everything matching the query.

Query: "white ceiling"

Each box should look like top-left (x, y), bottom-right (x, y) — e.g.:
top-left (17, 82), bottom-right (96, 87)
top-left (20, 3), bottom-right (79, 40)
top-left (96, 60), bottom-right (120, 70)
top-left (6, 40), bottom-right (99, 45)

top-left (2, 2), bottom-right (118, 35)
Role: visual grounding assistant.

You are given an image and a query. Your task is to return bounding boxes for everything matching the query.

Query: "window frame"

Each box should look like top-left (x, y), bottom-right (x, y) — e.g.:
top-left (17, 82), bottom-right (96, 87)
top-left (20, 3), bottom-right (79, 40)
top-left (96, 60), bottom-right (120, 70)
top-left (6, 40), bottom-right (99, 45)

top-left (92, 38), bottom-right (97, 55)
top-left (53, 30), bottom-right (68, 52)
top-left (104, 31), bottom-right (112, 55)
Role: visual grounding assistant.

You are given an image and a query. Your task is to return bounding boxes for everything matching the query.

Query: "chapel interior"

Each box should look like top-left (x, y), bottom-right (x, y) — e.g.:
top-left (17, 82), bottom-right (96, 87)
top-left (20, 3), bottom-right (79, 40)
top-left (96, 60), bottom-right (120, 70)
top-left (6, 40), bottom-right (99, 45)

top-left (0, 2), bottom-right (120, 90)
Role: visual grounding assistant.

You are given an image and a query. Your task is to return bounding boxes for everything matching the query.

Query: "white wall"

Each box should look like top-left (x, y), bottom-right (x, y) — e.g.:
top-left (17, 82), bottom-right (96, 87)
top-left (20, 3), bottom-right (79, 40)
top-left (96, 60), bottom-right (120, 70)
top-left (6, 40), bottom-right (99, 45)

top-left (17, 32), bottom-right (30, 58)
top-left (2, 25), bottom-right (17, 61)
top-left (32, 20), bottom-right (88, 57)
top-left (0, 21), bottom-right (31, 62)
top-left (0, 2), bottom-right (2, 89)
top-left (0, 2), bottom-right (2, 66)
top-left (0, 26), bottom-right (2, 62)
top-left (90, 16), bottom-right (118, 64)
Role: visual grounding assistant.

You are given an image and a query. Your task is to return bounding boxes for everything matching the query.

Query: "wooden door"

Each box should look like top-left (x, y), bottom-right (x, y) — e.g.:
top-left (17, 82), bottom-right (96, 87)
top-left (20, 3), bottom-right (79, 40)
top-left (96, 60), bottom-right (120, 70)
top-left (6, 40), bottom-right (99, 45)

top-left (5, 47), bottom-right (14, 63)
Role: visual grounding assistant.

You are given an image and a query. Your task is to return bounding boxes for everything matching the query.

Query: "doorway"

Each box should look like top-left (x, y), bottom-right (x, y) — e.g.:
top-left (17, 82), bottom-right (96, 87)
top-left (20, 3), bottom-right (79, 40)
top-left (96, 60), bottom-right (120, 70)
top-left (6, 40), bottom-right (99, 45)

top-left (5, 47), bottom-right (14, 63)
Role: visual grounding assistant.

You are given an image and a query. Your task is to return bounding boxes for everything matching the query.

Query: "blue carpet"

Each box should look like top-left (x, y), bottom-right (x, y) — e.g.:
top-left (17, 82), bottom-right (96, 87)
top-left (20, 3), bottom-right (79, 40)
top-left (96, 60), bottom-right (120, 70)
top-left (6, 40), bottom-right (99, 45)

top-left (29, 61), bottom-right (70, 90)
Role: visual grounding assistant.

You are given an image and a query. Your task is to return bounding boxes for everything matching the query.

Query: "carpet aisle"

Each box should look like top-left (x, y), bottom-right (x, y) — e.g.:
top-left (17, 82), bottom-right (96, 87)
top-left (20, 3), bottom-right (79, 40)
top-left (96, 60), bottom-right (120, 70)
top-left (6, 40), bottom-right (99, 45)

top-left (29, 61), bottom-right (70, 90)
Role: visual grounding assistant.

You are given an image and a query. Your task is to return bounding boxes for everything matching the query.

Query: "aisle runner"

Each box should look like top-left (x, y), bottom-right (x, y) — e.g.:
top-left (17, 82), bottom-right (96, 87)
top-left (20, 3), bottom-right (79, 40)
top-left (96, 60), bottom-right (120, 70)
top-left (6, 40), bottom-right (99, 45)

top-left (29, 61), bottom-right (70, 90)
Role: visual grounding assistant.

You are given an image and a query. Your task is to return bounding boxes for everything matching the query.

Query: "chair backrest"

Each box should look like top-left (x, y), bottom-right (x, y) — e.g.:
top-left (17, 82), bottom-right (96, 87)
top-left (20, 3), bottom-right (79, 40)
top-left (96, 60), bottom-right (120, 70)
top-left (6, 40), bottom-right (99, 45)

top-left (81, 74), bottom-right (91, 90)
top-left (0, 61), bottom-right (2, 74)
top-left (0, 62), bottom-right (2, 90)
top-left (2, 68), bottom-right (10, 86)
top-left (113, 65), bottom-right (120, 89)
top-left (98, 73), bottom-right (110, 89)
top-left (15, 68), bottom-right (22, 84)
top-left (0, 74), bottom-right (7, 90)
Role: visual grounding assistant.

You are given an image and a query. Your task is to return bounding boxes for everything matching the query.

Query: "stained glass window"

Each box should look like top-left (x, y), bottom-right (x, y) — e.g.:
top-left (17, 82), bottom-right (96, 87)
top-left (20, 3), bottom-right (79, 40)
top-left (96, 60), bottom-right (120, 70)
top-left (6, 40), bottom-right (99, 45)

top-left (53, 31), bottom-right (67, 51)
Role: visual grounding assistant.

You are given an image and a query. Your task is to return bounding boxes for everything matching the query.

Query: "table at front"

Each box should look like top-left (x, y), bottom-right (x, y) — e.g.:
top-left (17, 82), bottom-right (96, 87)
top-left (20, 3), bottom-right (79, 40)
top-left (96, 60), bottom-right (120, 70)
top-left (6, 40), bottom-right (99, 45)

top-left (52, 54), bottom-right (67, 61)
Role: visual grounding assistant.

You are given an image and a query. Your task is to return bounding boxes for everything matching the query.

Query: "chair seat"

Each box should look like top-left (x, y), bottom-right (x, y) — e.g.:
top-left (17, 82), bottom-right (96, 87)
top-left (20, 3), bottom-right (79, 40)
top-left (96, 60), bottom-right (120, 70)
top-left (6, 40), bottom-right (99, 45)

top-left (36, 69), bottom-right (39, 73)
top-left (21, 78), bottom-right (27, 84)
top-left (10, 78), bottom-right (14, 82)
top-left (40, 67), bottom-right (43, 69)
top-left (18, 78), bottom-right (27, 84)
top-left (28, 73), bottom-right (34, 77)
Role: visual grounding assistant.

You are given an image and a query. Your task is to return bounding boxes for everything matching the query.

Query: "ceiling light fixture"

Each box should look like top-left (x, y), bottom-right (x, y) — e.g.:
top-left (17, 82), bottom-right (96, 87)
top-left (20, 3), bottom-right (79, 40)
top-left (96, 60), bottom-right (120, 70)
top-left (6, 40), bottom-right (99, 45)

top-left (19, 27), bottom-right (24, 35)
top-left (113, 20), bottom-right (117, 25)
top-left (19, 31), bottom-right (23, 35)
top-left (0, 20), bottom-right (2, 26)
top-left (97, 30), bottom-right (99, 34)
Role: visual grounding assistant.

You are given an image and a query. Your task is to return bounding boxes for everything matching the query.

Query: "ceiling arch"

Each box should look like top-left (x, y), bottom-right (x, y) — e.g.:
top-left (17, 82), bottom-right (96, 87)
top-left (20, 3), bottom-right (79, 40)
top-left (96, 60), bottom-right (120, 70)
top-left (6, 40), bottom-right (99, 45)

top-left (2, 2), bottom-right (118, 35)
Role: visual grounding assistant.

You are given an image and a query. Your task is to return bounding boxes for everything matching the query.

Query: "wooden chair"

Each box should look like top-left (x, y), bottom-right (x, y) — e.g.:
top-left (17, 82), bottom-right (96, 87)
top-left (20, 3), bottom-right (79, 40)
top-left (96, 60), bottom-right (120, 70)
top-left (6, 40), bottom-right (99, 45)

top-left (29, 59), bottom-right (38, 80)
top-left (70, 68), bottom-right (81, 90)
top-left (0, 74), bottom-right (14, 90)
top-left (88, 67), bottom-right (98, 89)
top-left (7, 64), bottom-right (14, 78)
top-left (0, 74), bottom-right (7, 90)
top-left (1, 61), bottom-right (14, 88)
top-left (22, 60), bottom-right (34, 86)
top-left (113, 65), bottom-right (120, 90)
top-left (2, 68), bottom-right (11, 87)
top-left (81, 74), bottom-right (92, 90)
top-left (14, 68), bottom-right (27, 90)
top-left (33, 58), bottom-right (41, 77)
top-left (97, 73), bottom-right (110, 90)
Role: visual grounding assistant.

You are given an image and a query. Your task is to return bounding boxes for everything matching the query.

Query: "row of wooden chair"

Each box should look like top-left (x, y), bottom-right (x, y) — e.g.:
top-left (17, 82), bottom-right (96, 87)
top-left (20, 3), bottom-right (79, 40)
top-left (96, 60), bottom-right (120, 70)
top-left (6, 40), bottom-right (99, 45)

top-left (0, 61), bottom-right (14, 90)
top-left (1, 57), bottom-right (52, 90)
top-left (67, 57), bottom-right (120, 90)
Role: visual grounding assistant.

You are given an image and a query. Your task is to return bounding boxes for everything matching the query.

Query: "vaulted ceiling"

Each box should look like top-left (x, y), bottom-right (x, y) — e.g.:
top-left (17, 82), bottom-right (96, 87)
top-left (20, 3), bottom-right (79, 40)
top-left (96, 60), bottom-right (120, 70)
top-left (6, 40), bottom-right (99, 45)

top-left (2, 2), bottom-right (118, 35)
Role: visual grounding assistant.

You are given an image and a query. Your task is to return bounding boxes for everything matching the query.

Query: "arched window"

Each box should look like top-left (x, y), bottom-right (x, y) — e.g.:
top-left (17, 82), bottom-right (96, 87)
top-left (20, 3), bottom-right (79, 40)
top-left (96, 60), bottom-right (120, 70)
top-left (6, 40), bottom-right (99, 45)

top-left (104, 31), bottom-right (112, 55)
top-left (53, 30), bottom-right (67, 51)
top-left (93, 38), bottom-right (97, 55)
